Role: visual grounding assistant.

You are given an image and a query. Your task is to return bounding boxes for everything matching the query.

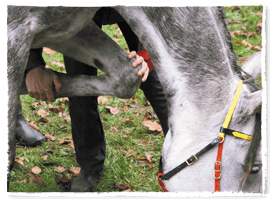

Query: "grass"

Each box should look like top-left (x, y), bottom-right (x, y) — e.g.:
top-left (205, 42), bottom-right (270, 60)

top-left (9, 6), bottom-right (263, 193)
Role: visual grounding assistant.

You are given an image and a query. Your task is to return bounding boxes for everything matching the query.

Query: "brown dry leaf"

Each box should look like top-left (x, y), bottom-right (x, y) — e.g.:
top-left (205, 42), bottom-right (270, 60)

top-left (124, 118), bottom-right (135, 123)
top-left (55, 172), bottom-right (74, 191)
top-left (65, 115), bottom-right (71, 123)
top-left (133, 156), bottom-right (147, 160)
top-left (19, 178), bottom-right (27, 183)
top-left (144, 151), bottom-right (154, 154)
top-left (55, 166), bottom-right (66, 173)
top-left (120, 149), bottom-right (127, 153)
top-left (59, 97), bottom-right (69, 103)
top-left (112, 38), bottom-right (121, 43)
top-left (32, 102), bottom-right (39, 108)
top-left (142, 120), bottom-right (162, 132)
top-left (31, 166), bottom-right (42, 174)
top-left (146, 155), bottom-right (153, 163)
top-left (138, 169), bottom-right (145, 174)
top-left (129, 165), bottom-right (134, 168)
top-left (256, 11), bottom-right (263, 16)
top-left (37, 117), bottom-right (50, 124)
top-left (52, 60), bottom-right (65, 68)
top-left (106, 106), bottom-right (120, 115)
top-left (58, 112), bottom-right (63, 118)
top-left (110, 127), bottom-right (118, 132)
top-left (58, 125), bottom-right (67, 129)
top-left (125, 177), bottom-right (135, 190)
top-left (40, 100), bottom-right (47, 105)
top-left (49, 105), bottom-right (64, 113)
top-left (242, 26), bottom-right (247, 31)
top-left (48, 104), bottom-right (53, 109)
top-left (138, 140), bottom-right (153, 146)
top-left (242, 40), bottom-right (253, 48)
top-left (29, 176), bottom-right (45, 186)
top-left (69, 142), bottom-right (74, 149)
top-left (69, 167), bottom-right (81, 176)
top-left (27, 121), bottom-right (39, 131)
top-left (15, 157), bottom-right (25, 167)
top-left (252, 45), bottom-right (262, 51)
top-left (115, 182), bottom-right (128, 190)
top-left (59, 139), bottom-right (73, 145)
top-left (46, 146), bottom-right (55, 153)
top-left (44, 133), bottom-right (56, 141)
top-left (42, 155), bottom-right (48, 161)
top-left (98, 96), bottom-right (108, 105)
top-left (37, 109), bottom-right (49, 117)
top-left (43, 47), bottom-right (58, 55)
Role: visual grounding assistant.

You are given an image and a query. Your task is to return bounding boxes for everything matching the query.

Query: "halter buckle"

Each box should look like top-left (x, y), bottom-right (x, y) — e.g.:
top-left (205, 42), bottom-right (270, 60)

top-left (215, 161), bottom-right (221, 172)
top-left (186, 155), bottom-right (198, 166)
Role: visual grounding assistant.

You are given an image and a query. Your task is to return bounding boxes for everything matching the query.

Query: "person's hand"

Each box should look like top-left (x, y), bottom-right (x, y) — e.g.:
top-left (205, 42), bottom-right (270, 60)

top-left (26, 67), bottom-right (62, 102)
top-left (128, 51), bottom-right (149, 82)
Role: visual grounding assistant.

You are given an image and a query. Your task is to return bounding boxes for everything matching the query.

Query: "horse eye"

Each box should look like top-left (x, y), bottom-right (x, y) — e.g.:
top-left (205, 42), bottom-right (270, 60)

top-left (250, 164), bottom-right (262, 174)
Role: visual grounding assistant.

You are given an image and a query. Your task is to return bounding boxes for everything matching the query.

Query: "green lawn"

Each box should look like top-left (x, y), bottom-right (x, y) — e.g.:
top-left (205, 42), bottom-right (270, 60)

top-left (9, 6), bottom-right (263, 192)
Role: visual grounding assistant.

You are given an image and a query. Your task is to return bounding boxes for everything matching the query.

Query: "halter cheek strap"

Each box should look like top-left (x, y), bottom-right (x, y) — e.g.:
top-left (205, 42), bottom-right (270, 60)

top-left (215, 80), bottom-right (243, 192)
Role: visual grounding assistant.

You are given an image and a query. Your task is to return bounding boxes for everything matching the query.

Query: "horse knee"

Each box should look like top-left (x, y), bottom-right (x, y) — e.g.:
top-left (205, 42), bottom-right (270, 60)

top-left (112, 77), bottom-right (141, 99)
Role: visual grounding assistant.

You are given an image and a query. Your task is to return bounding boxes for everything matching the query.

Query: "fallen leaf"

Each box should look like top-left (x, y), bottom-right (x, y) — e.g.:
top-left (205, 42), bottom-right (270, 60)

top-left (125, 177), bottom-right (135, 190)
top-left (138, 169), bottom-right (145, 174)
top-left (110, 127), bottom-right (118, 132)
top-left (58, 112), bottom-right (63, 118)
top-left (144, 151), bottom-right (154, 154)
top-left (32, 102), bottom-right (39, 108)
top-left (15, 157), bottom-right (25, 167)
top-left (65, 115), bottom-right (71, 123)
top-left (133, 156), bottom-right (147, 160)
top-left (55, 172), bottom-right (74, 191)
top-left (27, 121), bottom-right (39, 131)
top-left (146, 155), bottom-right (153, 163)
top-left (49, 105), bottom-right (64, 113)
top-left (242, 26), bottom-right (247, 31)
top-left (42, 155), bottom-right (48, 161)
top-left (19, 178), bottom-right (27, 183)
top-left (37, 117), bottom-right (50, 124)
top-left (106, 106), bottom-right (120, 115)
top-left (138, 140), bottom-right (153, 146)
top-left (252, 45), bottom-right (262, 51)
top-left (44, 133), bottom-right (56, 141)
top-left (37, 109), bottom-right (49, 117)
top-left (55, 166), bottom-right (66, 173)
top-left (59, 139), bottom-right (73, 145)
top-left (31, 166), bottom-right (42, 174)
top-left (59, 97), bottom-right (69, 103)
top-left (129, 165), bottom-right (134, 168)
top-left (58, 125), bottom-right (67, 129)
top-left (52, 60), bottom-right (65, 68)
top-left (120, 149), bottom-right (127, 153)
top-left (142, 121), bottom-right (162, 132)
top-left (115, 182), bottom-right (128, 190)
top-left (40, 100), bottom-right (47, 105)
top-left (98, 96), bottom-right (108, 105)
top-left (256, 11), bottom-right (263, 16)
top-left (124, 118), bottom-right (135, 123)
top-left (69, 142), bottom-right (74, 149)
top-left (69, 167), bottom-right (81, 176)
top-left (43, 47), bottom-right (58, 55)
top-left (29, 176), bottom-right (45, 186)
top-left (46, 146), bottom-right (55, 153)
top-left (242, 39), bottom-right (253, 48)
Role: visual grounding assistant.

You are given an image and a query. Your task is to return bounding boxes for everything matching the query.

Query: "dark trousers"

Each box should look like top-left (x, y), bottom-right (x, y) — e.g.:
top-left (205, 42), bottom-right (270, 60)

top-left (63, 20), bottom-right (169, 171)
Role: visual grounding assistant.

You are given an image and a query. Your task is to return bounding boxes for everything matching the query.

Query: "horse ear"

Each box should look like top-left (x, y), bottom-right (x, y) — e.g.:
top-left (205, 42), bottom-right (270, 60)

top-left (241, 52), bottom-right (261, 80)
top-left (244, 90), bottom-right (262, 115)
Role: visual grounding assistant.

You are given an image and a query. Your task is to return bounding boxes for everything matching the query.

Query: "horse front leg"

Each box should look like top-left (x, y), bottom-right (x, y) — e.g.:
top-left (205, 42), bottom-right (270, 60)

top-left (37, 20), bottom-right (143, 99)
top-left (7, 37), bottom-right (30, 189)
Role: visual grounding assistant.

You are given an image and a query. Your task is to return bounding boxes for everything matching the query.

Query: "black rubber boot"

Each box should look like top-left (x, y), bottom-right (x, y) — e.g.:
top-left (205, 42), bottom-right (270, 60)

top-left (70, 168), bottom-right (103, 192)
top-left (16, 101), bottom-right (46, 146)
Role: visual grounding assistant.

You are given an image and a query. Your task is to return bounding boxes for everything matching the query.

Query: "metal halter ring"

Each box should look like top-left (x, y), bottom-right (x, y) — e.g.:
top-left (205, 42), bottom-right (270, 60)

top-left (214, 173), bottom-right (221, 179)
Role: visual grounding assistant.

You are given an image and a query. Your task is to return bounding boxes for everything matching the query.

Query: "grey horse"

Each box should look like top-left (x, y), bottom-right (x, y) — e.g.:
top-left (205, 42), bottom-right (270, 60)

top-left (8, 6), bottom-right (262, 192)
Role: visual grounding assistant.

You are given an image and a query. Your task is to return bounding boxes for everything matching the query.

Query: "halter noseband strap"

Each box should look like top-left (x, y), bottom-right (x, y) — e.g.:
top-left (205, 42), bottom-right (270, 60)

top-left (157, 80), bottom-right (252, 192)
